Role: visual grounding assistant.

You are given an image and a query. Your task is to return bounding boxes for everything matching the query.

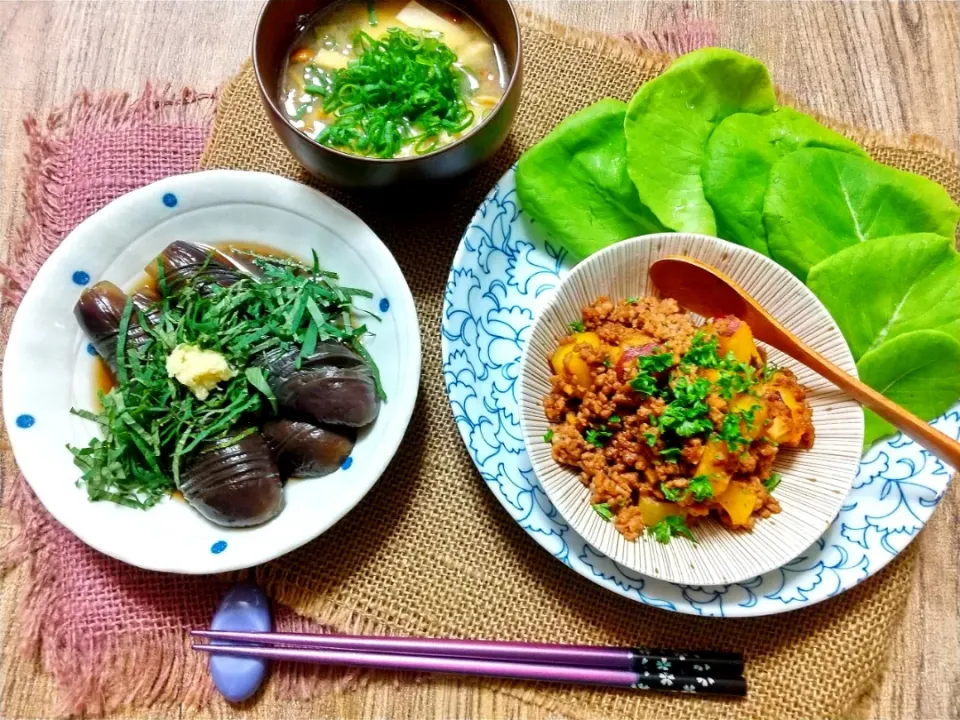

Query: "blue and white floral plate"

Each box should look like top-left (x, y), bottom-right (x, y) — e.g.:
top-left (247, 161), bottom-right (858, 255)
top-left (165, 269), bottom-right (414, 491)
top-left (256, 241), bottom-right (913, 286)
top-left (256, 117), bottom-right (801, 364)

top-left (441, 166), bottom-right (960, 617)
top-left (3, 170), bottom-right (421, 574)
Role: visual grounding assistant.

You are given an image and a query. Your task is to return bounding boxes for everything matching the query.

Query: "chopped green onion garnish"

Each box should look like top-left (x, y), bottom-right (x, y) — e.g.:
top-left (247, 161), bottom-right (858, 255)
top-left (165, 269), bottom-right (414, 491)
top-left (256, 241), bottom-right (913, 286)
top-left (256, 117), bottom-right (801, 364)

top-left (311, 28), bottom-right (473, 159)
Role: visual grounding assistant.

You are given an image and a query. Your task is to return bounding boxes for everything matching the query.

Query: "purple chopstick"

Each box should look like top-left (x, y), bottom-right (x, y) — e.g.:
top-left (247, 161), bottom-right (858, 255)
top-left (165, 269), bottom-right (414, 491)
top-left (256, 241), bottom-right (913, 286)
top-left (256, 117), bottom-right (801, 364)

top-left (193, 642), bottom-right (746, 696)
top-left (192, 630), bottom-right (743, 678)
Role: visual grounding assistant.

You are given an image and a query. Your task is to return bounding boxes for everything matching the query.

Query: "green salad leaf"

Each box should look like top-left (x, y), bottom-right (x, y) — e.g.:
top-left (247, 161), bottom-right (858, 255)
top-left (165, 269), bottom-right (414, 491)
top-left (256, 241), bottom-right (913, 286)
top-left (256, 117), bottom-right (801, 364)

top-left (702, 108), bottom-right (866, 256)
top-left (764, 148), bottom-right (960, 280)
top-left (624, 48), bottom-right (776, 235)
top-left (857, 330), bottom-right (960, 447)
top-left (808, 234), bottom-right (960, 360)
top-left (515, 98), bottom-right (664, 259)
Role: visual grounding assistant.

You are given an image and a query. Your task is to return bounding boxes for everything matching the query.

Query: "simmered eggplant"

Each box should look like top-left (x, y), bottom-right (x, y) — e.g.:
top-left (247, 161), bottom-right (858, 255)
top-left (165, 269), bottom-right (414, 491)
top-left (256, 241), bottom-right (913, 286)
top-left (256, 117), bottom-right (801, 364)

top-left (258, 342), bottom-right (380, 427)
top-left (262, 419), bottom-right (355, 479)
top-left (74, 281), bottom-right (153, 369)
top-left (130, 285), bottom-right (159, 309)
top-left (70, 242), bottom-right (384, 530)
top-left (131, 286), bottom-right (163, 327)
top-left (221, 250), bottom-right (266, 280)
top-left (179, 432), bottom-right (283, 527)
top-left (144, 241), bottom-right (248, 294)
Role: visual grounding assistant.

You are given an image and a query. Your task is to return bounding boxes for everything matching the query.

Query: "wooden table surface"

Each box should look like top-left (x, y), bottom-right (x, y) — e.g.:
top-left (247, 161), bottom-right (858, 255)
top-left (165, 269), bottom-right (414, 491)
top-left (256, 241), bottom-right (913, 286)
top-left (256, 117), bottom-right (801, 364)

top-left (0, 2), bottom-right (958, 719)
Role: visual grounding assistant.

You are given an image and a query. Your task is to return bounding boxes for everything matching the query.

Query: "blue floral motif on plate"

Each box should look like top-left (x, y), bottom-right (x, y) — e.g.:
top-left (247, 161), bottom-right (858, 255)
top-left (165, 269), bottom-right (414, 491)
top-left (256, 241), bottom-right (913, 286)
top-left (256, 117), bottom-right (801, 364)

top-left (440, 166), bottom-right (960, 617)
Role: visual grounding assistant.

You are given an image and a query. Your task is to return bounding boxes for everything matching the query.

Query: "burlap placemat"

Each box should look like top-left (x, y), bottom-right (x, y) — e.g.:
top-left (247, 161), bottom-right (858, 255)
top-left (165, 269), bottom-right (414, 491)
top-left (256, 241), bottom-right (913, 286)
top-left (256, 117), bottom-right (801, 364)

top-left (191, 11), bottom-right (960, 720)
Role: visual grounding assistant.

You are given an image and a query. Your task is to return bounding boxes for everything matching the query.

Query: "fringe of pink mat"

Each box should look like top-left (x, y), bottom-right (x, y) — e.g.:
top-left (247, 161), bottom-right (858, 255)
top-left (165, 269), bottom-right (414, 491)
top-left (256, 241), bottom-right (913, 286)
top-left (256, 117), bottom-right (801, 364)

top-left (0, 86), bottom-right (215, 303)
top-left (0, 20), bottom-right (715, 718)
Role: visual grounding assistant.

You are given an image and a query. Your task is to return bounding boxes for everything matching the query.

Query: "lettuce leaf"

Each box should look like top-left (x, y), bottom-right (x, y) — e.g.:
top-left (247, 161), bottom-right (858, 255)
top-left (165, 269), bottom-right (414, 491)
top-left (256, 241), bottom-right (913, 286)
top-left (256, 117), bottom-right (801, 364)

top-left (857, 330), bottom-right (960, 447)
top-left (807, 234), bottom-right (960, 360)
top-left (624, 48), bottom-right (776, 235)
top-left (702, 108), bottom-right (866, 256)
top-left (764, 148), bottom-right (960, 281)
top-left (515, 98), bottom-right (664, 260)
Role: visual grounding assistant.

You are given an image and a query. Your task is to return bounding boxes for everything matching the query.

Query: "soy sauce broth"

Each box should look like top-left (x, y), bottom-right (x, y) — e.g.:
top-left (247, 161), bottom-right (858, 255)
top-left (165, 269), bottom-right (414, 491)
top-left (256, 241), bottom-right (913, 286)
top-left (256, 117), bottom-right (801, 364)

top-left (92, 356), bottom-right (117, 402)
top-left (281, 0), bottom-right (509, 158)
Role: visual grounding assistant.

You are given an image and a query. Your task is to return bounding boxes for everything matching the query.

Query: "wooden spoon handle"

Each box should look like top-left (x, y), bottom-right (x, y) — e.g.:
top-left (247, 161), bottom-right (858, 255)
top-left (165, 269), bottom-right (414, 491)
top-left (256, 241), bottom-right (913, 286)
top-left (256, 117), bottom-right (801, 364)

top-left (788, 340), bottom-right (960, 469)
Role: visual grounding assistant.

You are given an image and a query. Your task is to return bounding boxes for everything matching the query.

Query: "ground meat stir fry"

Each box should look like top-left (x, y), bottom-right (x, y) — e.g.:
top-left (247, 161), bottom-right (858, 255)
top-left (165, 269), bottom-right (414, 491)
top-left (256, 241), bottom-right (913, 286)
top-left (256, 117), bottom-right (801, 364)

top-left (543, 296), bottom-right (815, 544)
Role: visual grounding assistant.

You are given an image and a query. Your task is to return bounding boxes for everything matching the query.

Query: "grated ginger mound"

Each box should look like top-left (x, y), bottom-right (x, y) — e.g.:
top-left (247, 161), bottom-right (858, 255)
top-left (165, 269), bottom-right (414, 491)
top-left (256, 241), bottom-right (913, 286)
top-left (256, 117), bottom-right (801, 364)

top-left (165, 343), bottom-right (236, 401)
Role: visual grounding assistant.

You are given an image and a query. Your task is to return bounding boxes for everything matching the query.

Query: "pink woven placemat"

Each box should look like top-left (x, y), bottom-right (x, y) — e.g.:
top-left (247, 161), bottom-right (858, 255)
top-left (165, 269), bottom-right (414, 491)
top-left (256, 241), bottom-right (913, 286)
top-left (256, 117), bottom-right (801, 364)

top-left (0, 85), bottom-right (334, 718)
top-left (0, 23), bottom-right (715, 719)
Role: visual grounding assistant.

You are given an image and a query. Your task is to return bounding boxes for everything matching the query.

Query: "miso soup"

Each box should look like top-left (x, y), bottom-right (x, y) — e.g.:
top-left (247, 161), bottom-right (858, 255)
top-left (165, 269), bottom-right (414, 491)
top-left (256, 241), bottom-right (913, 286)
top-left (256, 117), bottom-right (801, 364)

top-left (281, 0), bottom-right (509, 159)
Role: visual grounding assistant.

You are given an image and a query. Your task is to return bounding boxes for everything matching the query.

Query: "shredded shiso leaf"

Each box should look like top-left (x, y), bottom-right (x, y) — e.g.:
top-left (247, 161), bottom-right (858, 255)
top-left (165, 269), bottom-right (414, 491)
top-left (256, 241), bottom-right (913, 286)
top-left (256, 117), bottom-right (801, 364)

top-left (69, 249), bottom-right (382, 509)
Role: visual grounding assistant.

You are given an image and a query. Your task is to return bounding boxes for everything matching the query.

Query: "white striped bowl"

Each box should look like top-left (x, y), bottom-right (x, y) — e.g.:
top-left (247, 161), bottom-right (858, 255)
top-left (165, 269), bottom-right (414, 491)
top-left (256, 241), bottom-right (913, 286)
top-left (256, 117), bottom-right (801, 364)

top-left (517, 234), bottom-right (863, 586)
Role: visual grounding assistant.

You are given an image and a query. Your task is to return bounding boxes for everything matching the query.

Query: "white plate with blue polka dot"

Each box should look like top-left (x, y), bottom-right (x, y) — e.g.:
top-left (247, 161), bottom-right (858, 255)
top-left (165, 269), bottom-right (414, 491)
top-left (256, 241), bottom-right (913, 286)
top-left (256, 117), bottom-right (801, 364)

top-left (441, 166), bottom-right (960, 617)
top-left (3, 170), bottom-right (421, 574)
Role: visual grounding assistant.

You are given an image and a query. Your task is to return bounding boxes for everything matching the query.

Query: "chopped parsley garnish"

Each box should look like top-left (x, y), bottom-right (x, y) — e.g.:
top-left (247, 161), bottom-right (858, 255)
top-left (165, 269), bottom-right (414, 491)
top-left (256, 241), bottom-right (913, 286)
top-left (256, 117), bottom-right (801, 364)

top-left (630, 372), bottom-right (659, 396)
top-left (629, 350), bottom-right (674, 397)
top-left (543, 429), bottom-right (554, 443)
top-left (639, 352), bottom-right (675, 373)
top-left (648, 515), bottom-right (696, 544)
top-left (719, 404), bottom-right (760, 451)
top-left (656, 377), bottom-right (713, 437)
top-left (660, 483), bottom-right (685, 502)
top-left (659, 447), bottom-right (682, 461)
top-left (584, 425), bottom-right (613, 447)
top-left (714, 361), bottom-right (758, 399)
top-left (683, 332), bottom-right (765, 403)
top-left (660, 475), bottom-right (713, 503)
top-left (571, 323), bottom-right (783, 518)
top-left (682, 332), bottom-right (722, 368)
top-left (687, 475), bottom-right (714, 501)
top-left (763, 472), bottom-right (782, 493)
top-left (719, 413), bottom-right (747, 451)
top-left (626, 297), bottom-right (638, 304)
top-left (762, 363), bottom-right (780, 382)
top-left (569, 320), bottom-right (585, 332)
top-left (592, 502), bottom-right (615, 521)
top-left (602, 357), bottom-right (612, 368)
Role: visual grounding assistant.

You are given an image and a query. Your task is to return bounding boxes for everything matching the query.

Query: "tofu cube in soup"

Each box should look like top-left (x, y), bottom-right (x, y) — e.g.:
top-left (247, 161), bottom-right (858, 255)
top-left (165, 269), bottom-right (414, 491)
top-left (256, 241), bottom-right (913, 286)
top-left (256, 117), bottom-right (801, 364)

top-left (395, 0), bottom-right (470, 51)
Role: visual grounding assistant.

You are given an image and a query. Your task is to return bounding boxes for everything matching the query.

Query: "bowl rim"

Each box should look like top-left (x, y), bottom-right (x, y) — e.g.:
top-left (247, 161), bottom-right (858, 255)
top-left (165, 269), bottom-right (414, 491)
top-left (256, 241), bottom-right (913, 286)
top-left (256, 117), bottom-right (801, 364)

top-left (516, 232), bottom-right (864, 586)
top-left (252, 0), bottom-right (524, 165)
top-left (2, 169), bottom-right (423, 574)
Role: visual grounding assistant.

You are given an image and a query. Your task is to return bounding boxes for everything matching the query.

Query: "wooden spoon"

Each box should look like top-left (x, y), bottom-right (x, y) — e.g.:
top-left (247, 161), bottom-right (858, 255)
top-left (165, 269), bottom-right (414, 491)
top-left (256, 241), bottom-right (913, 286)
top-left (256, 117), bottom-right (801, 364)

top-left (649, 255), bottom-right (960, 469)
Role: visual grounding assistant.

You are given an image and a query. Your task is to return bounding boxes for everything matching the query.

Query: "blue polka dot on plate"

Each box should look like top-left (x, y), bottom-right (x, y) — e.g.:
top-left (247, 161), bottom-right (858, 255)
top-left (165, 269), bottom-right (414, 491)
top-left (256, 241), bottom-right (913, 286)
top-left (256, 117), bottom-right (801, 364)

top-left (341, 456), bottom-right (353, 470)
top-left (16, 414), bottom-right (35, 429)
top-left (86, 343), bottom-right (97, 356)
top-left (210, 540), bottom-right (227, 554)
top-left (72, 270), bottom-right (90, 286)
top-left (378, 298), bottom-right (390, 313)
top-left (162, 192), bottom-right (178, 208)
